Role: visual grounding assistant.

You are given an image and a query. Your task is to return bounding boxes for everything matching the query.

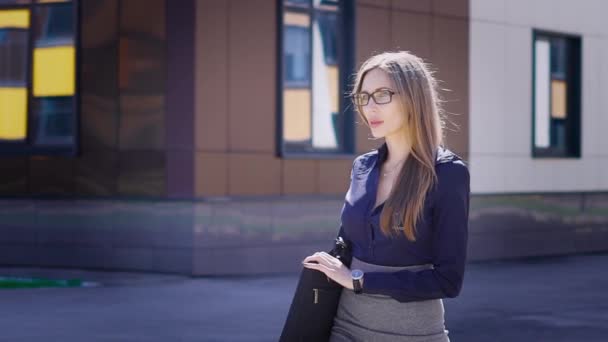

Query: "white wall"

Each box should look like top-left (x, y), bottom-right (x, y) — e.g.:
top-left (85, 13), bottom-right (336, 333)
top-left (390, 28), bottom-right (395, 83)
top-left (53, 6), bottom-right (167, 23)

top-left (469, 0), bottom-right (608, 194)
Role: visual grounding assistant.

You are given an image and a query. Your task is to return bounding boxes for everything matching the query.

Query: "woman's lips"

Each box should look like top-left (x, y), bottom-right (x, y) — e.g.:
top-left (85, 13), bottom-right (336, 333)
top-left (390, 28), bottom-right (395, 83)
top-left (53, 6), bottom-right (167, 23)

top-left (370, 120), bottom-right (384, 127)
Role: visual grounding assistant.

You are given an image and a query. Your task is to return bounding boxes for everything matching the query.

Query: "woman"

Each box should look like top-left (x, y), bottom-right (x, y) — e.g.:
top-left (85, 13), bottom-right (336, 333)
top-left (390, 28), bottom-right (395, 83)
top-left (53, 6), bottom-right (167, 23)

top-left (302, 51), bottom-right (470, 342)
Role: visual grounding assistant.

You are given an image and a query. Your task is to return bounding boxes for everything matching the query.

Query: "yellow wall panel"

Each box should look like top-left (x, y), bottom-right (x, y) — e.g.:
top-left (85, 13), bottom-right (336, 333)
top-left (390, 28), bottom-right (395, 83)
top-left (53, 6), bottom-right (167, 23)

top-left (0, 9), bottom-right (30, 29)
top-left (0, 87), bottom-right (27, 140)
top-left (551, 79), bottom-right (567, 119)
top-left (283, 88), bottom-right (311, 141)
top-left (284, 12), bottom-right (309, 28)
top-left (33, 46), bottom-right (75, 97)
top-left (326, 65), bottom-right (339, 113)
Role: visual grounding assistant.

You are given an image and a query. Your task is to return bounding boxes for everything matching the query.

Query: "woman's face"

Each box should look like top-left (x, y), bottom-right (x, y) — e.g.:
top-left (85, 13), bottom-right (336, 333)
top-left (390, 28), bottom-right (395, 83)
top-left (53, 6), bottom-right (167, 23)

top-left (358, 68), bottom-right (407, 139)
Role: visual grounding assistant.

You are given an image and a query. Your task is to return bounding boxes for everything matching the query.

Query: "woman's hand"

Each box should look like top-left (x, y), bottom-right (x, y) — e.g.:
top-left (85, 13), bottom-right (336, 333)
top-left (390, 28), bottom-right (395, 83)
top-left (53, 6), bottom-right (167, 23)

top-left (302, 252), bottom-right (353, 290)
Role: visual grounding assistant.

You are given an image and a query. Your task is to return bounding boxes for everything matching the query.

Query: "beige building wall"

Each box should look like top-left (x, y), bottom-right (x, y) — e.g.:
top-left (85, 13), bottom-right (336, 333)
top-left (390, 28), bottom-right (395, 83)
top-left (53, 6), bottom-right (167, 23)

top-left (469, 0), bottom-right (608, 194)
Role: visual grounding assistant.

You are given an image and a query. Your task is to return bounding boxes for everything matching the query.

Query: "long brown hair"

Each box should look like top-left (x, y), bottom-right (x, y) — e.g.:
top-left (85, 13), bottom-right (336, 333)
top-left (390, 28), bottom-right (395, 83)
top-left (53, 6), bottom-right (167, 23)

top-left (351, 51), bottom-right (445, 241)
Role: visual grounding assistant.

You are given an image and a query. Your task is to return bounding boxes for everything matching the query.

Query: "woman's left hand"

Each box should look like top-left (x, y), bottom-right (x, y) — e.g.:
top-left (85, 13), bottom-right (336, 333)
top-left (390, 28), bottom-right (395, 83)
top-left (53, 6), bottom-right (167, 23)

top-left (302, 252), bottom-right (353, 290)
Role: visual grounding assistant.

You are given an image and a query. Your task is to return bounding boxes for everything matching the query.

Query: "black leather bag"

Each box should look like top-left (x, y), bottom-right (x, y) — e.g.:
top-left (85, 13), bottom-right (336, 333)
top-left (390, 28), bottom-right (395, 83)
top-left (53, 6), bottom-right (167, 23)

top-left (279, 237), bottom-right (352, 342)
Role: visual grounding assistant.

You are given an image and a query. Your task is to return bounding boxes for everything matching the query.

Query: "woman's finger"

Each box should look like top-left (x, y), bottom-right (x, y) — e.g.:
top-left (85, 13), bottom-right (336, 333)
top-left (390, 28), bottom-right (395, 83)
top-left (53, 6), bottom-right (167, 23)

top-left (303, 251), bottom-right (324, 261)
top-left (303, 262), bottom-right (332, 274)
top-left (317, 252), bottom-right (341, 267)
top-left (303, 255), bottom-right (321, 264)
top-left (303, 254), bottom-right (333, 267)
top-left (303, 253), bottom-right (341, 271)
top-left (317, 263), bottom-right (333, 273)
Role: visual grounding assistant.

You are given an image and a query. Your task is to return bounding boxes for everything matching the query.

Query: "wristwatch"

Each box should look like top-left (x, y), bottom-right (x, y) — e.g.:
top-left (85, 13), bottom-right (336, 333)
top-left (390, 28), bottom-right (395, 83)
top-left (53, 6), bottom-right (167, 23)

top-left (351, 269), bottom-right (364, 294)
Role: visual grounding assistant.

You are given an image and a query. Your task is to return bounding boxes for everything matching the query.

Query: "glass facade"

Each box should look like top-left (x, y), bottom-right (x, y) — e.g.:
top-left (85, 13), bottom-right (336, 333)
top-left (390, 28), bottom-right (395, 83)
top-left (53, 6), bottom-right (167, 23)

top-left (533, 31), bottom-right (581, 158)
top-left (280, 0), bottom-right (353, 155)
top-left (0, 0), bottom-right (77, 153)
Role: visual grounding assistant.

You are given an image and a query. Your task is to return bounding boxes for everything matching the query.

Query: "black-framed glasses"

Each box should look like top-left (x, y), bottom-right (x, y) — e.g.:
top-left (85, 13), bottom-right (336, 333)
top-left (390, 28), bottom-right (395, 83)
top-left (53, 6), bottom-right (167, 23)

top-left (353, 89), bottom-right (397, 106)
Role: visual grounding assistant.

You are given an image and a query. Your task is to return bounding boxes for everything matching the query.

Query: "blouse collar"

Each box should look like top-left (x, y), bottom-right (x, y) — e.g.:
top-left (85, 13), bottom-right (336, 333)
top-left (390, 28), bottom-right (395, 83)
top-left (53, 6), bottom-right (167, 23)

top-left (375, 142), bottom-right (460, 167)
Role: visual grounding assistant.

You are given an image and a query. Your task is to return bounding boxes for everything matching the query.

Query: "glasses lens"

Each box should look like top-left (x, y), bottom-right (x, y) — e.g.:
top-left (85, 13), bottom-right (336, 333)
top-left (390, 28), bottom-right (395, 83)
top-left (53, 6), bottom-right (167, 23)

top-left (373, 90), bottom-right (392, 104)
top-left (354, 93), bottom-right (369, 106)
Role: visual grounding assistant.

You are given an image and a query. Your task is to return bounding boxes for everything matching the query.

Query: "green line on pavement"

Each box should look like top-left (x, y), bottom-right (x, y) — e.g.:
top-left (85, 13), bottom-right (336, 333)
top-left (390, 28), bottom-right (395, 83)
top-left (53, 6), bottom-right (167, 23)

top-left (0, 277), bottom-right (85, 289)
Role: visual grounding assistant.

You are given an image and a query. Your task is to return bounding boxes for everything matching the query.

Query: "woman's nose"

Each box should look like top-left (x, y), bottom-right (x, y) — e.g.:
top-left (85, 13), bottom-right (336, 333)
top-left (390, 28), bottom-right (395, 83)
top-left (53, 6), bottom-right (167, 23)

top-left (366, 101), bottom-right (381, 114)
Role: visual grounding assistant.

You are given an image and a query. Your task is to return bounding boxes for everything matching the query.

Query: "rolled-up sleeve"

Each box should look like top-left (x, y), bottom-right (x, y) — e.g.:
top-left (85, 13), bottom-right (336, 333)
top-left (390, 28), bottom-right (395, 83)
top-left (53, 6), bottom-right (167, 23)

top-left (361, 161), bottom-right (470, 302)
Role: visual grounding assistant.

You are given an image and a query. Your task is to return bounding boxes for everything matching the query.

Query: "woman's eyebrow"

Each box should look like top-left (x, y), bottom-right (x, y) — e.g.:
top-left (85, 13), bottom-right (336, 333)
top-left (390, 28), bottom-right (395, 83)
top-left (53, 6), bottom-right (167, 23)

top-left (360, 87), bottom-right (392, 93)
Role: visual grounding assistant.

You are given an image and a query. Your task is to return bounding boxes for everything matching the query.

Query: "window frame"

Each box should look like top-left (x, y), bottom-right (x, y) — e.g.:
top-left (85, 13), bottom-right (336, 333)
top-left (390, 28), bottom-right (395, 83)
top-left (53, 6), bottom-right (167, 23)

top-left (0, 0), bottom-right (80, 157)
top-left (531, 29), bottom-right (581, 159)
top-left (276, 0), bottom-right (356, 159)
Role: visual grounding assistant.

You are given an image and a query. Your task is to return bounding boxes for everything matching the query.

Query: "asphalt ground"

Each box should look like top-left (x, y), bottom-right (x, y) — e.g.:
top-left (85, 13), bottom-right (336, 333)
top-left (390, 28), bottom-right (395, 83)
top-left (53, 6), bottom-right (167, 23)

top-left (1, 252), bottom-right (607, 341)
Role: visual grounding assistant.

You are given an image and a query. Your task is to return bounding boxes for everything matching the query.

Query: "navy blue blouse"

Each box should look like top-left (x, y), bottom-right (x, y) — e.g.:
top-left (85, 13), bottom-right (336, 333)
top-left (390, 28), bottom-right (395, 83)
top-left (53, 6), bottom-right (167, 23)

top-left (337, 142), bottom-right (470, 303)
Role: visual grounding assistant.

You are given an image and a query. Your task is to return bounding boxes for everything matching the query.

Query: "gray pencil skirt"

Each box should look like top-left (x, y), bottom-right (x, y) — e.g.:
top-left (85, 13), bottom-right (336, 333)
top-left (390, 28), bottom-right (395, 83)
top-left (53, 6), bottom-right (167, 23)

top-left (329, 257), bottom-right (450, 342)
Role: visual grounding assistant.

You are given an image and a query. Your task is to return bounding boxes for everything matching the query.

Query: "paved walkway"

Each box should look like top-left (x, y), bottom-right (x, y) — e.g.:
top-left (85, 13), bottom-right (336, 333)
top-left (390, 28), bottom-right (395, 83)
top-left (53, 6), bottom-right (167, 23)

top-left (1, 253), bottom-right (607, 341)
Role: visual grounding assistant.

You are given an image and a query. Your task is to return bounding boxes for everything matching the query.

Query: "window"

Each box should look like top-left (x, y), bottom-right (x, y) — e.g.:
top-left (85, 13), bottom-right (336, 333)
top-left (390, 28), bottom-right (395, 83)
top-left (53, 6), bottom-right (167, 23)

top-left (278, 0), bottom-right (355, 156)
top-left (532, 31), bottom-right (581, 158)
top-left (0, 0), bottom-right (78, 156)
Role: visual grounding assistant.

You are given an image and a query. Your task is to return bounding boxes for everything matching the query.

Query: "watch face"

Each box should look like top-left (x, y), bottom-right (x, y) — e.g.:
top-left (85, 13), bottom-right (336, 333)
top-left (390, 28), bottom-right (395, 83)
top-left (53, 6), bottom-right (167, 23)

top-left (351, 269), bottom-right (364, 279)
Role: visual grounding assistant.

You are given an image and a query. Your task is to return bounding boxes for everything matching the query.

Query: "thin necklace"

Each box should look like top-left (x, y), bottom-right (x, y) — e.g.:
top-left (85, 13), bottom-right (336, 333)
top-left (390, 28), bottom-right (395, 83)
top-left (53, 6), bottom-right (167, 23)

top-left (381, 158), bottom-right (406, 177)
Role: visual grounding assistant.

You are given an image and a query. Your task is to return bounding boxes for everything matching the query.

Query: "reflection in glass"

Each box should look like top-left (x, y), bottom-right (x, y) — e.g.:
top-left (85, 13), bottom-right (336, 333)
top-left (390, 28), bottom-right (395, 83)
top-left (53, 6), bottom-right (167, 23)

top-left (0, 9), bottom-right (29, 141)
top-left (550, 120), bottom-right (565, 151)
top-left (32, 1), bottom-right (76, 146)
top-left (34, 3), bottom-right (73, 43)
top-left (33, 97), bottom-right (75, 145)
top-left (282, 0), bottom-right (342, 152)
top-left (550, 38), bottom-right (567, 78)
top-left (316, 10), bottom-right (337, 64)
top-left (0, 31), bottom-right (28, 82)
top-left (534, 39), bottom-right (550, 149)
top-left (311, 2), bottom-right (338, 149)
top-left (534, 32), bottom-right (579, 156)
top-left (284, 25), bottom-right (309, 85)
top-left (283, 10), bottom-right (311, 145)
top-left (284, 0), bottom-right (309, 8)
